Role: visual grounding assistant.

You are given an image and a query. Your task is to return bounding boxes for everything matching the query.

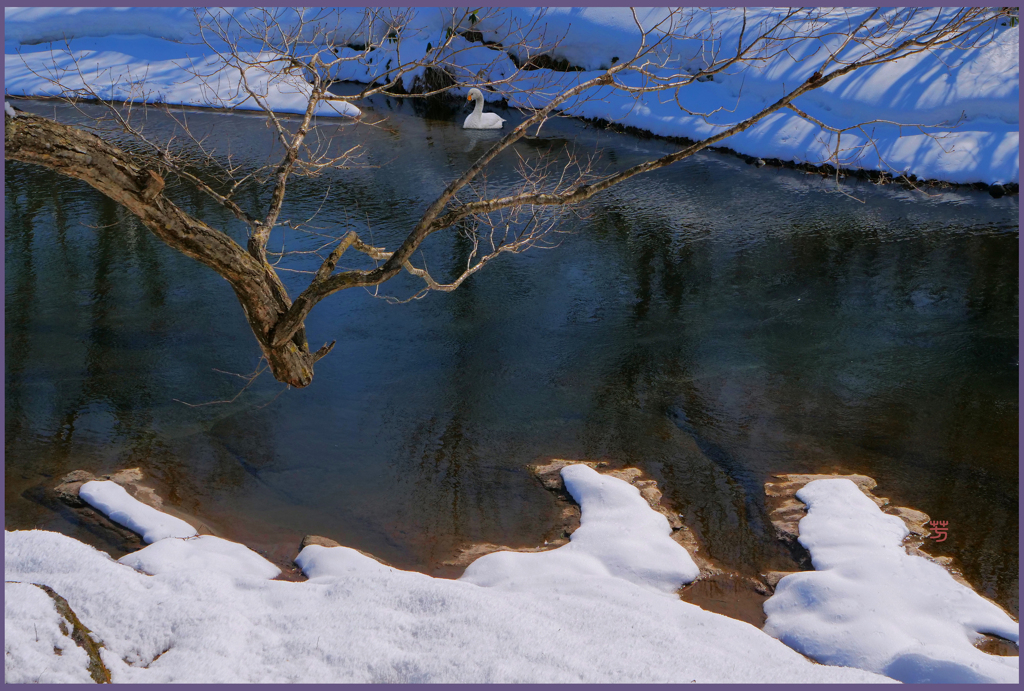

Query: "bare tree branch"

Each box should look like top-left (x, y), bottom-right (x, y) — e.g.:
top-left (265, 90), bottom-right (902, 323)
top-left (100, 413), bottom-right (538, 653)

top-left (6, 6), bottom-right (1006, 387)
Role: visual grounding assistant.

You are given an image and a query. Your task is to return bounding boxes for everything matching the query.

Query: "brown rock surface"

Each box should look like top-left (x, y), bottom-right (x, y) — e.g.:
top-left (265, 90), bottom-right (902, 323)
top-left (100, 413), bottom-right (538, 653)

top-left (53, 471), bottom-right (97, 508)
top-left (300, 535), bottom-right (342, 549)
top-left (762, 570), bottom-right (799, 589)
top-left (975, 634), bottom-right (1019, 657)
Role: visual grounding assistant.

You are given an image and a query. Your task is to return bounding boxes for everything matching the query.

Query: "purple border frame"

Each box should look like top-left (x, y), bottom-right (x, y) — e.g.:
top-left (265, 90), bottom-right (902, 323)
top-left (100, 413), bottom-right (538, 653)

top-left (1, 3), bottom-right (1020, 690)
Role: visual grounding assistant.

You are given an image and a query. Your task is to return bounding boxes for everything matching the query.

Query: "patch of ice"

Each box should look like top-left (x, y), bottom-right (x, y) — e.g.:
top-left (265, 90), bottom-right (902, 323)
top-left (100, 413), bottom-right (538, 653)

top-left (78, 480), bottom-right (197, 544)
top-left (764, 478), bottom-right (1019, 684)
top-left (119, 535), bottom-right (280, 580)
top-left (5, 100), bottom-right (17, 118)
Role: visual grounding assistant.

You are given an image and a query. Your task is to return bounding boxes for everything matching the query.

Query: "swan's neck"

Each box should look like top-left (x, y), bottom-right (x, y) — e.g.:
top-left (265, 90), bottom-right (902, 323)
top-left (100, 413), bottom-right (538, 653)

top-left (473, 95), bottom-right (484, 116)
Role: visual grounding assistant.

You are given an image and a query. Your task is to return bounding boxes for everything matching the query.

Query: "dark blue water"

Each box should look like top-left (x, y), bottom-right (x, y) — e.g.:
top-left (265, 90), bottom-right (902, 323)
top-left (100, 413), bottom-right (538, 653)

top-left (5, 97), bottom-right (1018, 616)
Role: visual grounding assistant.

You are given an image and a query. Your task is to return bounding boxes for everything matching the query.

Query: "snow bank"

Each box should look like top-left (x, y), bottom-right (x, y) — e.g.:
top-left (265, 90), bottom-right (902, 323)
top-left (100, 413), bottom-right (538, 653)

top-left (5, 37), bottom-right (360, 118)
top-left (119, 535), bottom-right (280, 580)
top-left (764, 479), bottom-right (1019, 684)
top-left (4, 582), bottom-right (97, 684)
top-left (5, 466), bottom-right (893, 684)
top-left (5, 7), bottom-right (1015, 183)
top-left (4, 7), bottom-right (201, 45)
top-left (78, 480), bottom-right (197, 544)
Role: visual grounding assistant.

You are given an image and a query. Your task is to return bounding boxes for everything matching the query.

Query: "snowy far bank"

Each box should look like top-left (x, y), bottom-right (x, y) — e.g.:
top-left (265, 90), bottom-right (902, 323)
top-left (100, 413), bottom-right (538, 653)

top-left (6, 464), bottom-right (1019, 683)
top-left (4, 7), bottom-right (1018, 185)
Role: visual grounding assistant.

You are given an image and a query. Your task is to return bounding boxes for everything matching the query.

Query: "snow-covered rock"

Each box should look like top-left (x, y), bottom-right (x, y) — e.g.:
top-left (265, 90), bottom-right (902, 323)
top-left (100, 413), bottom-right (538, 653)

top-left (5, 466), bottom-right (894, 683)
top-left (119, 535), bottom-right (281, 580)
top-left (764, 478), bottom-right (1019, 684)
top-left (79, 480), bottom-right (197, 544)
top-left (4, 582), bottom-right (98, 684)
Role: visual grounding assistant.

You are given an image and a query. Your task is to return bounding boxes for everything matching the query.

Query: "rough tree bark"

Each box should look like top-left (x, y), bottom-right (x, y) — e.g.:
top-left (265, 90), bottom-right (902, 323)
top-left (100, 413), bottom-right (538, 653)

top-left (4, 111), bottom-right (328, 387)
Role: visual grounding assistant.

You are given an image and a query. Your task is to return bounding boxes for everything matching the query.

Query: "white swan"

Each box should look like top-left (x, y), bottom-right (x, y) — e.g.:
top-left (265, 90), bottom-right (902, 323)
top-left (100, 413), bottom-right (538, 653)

top-left (463, 88), bottom-right (505, 129)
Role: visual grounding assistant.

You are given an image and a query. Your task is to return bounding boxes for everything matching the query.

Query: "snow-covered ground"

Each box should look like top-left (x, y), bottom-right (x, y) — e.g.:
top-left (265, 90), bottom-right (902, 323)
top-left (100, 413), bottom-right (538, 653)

top-left (6, 464), bottom-right (1018, 683)
top-left (4, 7), bottom-right (1018, 184)
top-left (4, 34), bottom-right (360, 119)
top-left (764, 479), bottom-right (1019, 684)
top-left (6, 465), bottom-right (893, 683)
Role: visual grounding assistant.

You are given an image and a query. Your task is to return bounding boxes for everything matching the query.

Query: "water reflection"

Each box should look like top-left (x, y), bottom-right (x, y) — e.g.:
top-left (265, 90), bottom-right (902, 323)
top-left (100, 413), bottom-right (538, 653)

top-left (5, 96), bottom-right (1018, 617)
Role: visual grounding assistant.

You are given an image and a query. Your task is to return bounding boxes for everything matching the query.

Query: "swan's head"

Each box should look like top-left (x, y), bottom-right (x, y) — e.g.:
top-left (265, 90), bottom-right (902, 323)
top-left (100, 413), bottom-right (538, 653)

top-left (467, 88), bottom-right (483, 103)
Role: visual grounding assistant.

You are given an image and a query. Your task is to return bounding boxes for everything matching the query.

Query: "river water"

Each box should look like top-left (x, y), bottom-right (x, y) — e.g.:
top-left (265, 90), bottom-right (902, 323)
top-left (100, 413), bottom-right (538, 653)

top-left (5, 96), bottom-right (1019, 617)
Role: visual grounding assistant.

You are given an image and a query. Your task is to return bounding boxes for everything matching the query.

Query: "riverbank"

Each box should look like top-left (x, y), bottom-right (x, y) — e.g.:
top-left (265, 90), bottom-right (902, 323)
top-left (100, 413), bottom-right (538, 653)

top-left (6, 462), bottom-right (1018, 683)
top-left (4, 7), bottom-right (1019, 186)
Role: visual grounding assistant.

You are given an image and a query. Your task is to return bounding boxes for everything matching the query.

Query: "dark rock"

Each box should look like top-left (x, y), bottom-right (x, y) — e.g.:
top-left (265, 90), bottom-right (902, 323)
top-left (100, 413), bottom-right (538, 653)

top-left (989, 183), bottom-right (1006, 198)
top-left (54, 470), bottom-right (97, 507)
top-left (300, 535), bottom-right (341, 549)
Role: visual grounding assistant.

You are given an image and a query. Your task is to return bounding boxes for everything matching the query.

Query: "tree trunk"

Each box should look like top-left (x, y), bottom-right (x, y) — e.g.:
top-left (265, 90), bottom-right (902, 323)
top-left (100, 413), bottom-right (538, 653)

top-left (5, 109), bottom-right (318, 387)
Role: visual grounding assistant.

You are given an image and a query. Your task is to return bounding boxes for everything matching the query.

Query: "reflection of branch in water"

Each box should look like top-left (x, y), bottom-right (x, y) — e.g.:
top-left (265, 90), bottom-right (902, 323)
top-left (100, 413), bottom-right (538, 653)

top-left (172, 358), bottom-right (271, 407)
top-left (253, 385), bottom-right (289, 410)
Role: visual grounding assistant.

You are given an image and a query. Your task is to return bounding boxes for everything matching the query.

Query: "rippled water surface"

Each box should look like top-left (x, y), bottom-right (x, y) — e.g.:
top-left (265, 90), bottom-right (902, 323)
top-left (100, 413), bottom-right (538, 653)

top-left (5, 97), bottom-right (1019, 616)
